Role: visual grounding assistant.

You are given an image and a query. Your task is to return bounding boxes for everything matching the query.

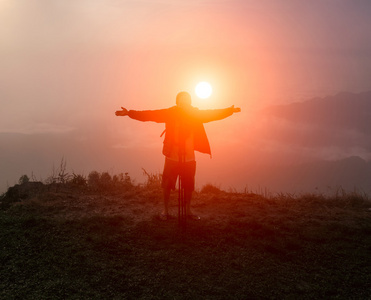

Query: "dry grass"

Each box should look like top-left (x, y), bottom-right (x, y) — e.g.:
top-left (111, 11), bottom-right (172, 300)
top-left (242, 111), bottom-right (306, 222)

top-left (1, 182), bottom-right (370, 299)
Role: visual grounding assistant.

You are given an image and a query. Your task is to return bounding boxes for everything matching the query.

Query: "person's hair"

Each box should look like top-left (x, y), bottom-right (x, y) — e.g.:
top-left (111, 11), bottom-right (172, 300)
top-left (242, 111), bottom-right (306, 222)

top-left (176, 91), bottom-right (191, 106)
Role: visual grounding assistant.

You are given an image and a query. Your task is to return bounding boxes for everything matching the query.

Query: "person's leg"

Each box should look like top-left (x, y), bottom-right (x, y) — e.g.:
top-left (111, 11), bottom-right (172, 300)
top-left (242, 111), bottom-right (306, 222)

top-left (185, 188), bottom-right (193, 216)
top-left (185, 188), bottom-right (199, 219)
top-left (183, 160), bottom-right (199, 219)
top-left (163, 187), bottom-right (171, 216)
top-left (161, 158), bottom-right (177, 219)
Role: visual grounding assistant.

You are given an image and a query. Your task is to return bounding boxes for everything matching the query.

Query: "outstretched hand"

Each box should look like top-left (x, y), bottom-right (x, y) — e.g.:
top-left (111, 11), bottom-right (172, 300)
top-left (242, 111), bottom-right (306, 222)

top-left (230, 105), bottom-right (241, 113)
top-left (115, 107), bottom-right (128, 116)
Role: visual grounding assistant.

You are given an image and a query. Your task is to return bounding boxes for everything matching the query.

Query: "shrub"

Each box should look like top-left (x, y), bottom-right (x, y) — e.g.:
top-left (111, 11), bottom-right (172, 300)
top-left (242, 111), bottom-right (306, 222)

top-left (18, 175), bottom-right (30, 185)
top-left (100, 172), bottom-right (112, 190)
top-left (112, 173), bottom-right (133, 189)
top-left (201, 183), bottom-right (222, 194)
top-left (45, 158), bottom-right (71, 184)
top-left (142, 168), bottom-right (162, 190)
top-left (88, 171), bottom-right (100, 190)
top-left (69, 173), bottom-right (87, 188)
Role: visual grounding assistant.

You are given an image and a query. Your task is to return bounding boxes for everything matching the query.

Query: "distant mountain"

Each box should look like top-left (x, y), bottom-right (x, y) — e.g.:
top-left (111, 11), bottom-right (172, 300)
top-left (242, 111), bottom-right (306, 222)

top-left (2, 91), bottom-right (371, 195)
top-left (259, 90), bottom-right (371, 153)
top-left (226, 155), bottom-right (371, 195)
top-left (227, 91), bottom-right (371, 194)
top-left (275, 156), bottom-right (371, 194)
top-left (264, 90), bottom-right (371, 134)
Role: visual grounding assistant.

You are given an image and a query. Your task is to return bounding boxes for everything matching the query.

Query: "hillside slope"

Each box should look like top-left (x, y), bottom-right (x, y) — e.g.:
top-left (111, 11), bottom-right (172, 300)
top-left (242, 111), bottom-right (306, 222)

top-left (1, 183), bottom-right (370, 299)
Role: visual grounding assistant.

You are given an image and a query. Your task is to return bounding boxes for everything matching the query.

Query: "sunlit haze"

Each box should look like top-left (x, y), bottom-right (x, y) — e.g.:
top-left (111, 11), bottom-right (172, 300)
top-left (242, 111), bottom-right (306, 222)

top-left (195, 82), bottom-right (212, 99)
top-left (1, 1), bottom-right (371, 194)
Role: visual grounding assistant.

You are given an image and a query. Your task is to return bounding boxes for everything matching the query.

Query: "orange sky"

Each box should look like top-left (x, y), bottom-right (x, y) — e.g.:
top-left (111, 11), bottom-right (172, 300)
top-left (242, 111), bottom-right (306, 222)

top-left (1, 1), bottom-right (371, 193)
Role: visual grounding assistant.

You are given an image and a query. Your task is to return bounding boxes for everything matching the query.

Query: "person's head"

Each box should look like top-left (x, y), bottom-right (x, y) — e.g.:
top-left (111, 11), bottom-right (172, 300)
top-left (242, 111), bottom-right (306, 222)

top-left (176, 91), bottom-right (192, 108)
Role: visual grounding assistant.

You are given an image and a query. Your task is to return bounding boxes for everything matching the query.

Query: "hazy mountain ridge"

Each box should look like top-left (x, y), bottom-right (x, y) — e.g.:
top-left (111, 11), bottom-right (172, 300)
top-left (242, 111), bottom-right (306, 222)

top-left (1, 91), bottom-right (371, 194)
top-left (266, 156), bottom-right (371, 194)
top-left (264, 90), bottom-right (371, 134)
top-left (241, 91), bottom-right (371, 194)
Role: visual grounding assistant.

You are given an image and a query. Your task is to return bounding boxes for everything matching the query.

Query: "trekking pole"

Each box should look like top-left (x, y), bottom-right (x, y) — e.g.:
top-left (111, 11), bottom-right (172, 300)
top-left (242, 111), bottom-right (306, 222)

top-left (177, 117), bottom-right (187, 230)
top-left (178, 170), bottom-right (183, 226)
top-left (178, 158), bottom-right (187, 230)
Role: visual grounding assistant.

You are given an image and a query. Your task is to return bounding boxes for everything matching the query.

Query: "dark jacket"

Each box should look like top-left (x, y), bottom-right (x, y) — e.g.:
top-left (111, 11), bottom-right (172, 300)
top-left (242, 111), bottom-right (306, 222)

top-left (128, 106), bottom-right (234, 156)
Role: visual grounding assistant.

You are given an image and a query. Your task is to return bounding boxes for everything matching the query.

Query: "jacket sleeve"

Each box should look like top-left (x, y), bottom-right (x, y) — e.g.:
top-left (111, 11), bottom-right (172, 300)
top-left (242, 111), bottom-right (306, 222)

top-left (127, 108), bottom-right (171, 123)
top-left (192, 107), bottom-right (235, 123)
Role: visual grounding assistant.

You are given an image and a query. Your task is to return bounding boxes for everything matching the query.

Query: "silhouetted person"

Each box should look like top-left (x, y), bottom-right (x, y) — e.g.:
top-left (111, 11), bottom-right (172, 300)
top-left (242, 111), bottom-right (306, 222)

top-left (115, 91), bottom-right (240, 220)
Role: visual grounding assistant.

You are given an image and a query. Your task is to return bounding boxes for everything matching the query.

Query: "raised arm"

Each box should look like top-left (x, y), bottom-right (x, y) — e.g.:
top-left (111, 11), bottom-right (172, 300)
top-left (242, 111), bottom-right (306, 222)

top-left (115, 107), bottom-right (171, 123)
top-left (191, 105), bottom-right (241, 123)
top-left (115, 107), bottom-right (129, 116)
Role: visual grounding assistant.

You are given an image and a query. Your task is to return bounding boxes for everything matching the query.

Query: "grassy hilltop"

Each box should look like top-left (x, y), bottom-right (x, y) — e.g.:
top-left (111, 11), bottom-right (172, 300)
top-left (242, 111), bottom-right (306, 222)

top-left (1, 172), bottom-right (370, 299)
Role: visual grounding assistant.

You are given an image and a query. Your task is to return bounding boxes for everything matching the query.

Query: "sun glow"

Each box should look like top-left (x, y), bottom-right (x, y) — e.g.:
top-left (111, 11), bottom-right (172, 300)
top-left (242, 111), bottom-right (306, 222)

top-left (195, 81), bottom-right (212, 99)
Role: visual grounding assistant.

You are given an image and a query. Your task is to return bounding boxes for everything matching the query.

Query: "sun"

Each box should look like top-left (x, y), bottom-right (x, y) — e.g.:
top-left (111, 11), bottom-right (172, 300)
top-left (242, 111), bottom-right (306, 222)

top-left (195, 81), bottom-right (212, 99)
